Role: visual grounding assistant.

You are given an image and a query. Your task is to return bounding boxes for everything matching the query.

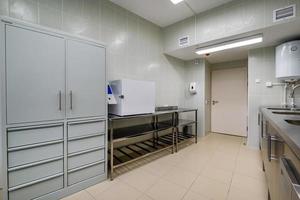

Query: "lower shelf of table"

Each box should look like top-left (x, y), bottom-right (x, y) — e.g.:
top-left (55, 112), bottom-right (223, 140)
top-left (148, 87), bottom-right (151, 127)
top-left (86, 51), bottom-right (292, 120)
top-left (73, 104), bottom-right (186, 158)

top-left (108, 133), bottom-right (175, 169)
top-left (177, 132), bottom-right (196, 143)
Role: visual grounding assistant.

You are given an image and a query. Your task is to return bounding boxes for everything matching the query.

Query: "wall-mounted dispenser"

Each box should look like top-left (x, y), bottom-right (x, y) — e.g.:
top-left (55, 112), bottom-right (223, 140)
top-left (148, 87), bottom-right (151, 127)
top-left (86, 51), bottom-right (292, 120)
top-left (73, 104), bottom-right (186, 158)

top-left (189, 82), bottom-right (197, 94)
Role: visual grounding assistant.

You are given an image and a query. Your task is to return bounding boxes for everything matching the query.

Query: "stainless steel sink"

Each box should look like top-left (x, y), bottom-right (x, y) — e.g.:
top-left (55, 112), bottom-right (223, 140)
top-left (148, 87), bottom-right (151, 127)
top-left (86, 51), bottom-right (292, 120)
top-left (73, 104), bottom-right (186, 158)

top-left (272, 112), bottom-right (300, 115)
top-left (285, 120), bottom-right (300, 126)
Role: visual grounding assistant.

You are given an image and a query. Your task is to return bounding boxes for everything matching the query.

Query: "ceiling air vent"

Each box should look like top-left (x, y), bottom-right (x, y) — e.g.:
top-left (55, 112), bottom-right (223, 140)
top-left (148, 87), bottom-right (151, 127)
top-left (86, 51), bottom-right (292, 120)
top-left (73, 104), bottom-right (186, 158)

top-left (273, 5), bottom-right (296, 22)
top-left (178, 36), bottom-right (189, 47)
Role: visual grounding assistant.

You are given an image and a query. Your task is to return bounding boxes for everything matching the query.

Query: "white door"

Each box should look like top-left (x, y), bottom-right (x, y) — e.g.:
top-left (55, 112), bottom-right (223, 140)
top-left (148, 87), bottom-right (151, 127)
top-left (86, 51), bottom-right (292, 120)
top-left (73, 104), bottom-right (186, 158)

top-left (211, 67), bottom-right (247, 137)
top-left (66, 40), bottom-right (106, 119)
top-left (6, 25), bottom-right (65, 124)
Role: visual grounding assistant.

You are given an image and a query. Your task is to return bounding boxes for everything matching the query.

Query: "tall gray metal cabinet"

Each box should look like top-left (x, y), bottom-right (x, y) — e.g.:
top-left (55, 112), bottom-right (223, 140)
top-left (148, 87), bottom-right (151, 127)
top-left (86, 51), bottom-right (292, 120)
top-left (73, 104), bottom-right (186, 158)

top-left (0, 18), bottom-right (107, 200)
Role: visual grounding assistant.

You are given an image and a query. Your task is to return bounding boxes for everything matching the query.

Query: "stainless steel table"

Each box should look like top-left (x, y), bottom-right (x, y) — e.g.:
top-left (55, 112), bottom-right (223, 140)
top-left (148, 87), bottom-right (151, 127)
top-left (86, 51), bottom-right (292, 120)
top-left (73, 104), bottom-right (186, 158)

top-left (108, 108), bottom-right (197, 180)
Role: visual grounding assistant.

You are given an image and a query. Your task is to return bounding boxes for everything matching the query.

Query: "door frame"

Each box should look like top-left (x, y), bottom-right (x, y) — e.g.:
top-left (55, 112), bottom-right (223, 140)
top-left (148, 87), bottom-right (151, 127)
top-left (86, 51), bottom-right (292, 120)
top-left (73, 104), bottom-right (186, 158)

top-left (209, 62), bottom-right (248, 138)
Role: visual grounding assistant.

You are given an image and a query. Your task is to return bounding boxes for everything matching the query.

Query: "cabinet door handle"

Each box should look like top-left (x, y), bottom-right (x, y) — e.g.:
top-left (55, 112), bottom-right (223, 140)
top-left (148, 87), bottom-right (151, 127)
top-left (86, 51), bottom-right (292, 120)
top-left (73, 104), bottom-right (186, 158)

top-left (268, 135), bottom-right (271, 161)
top-left (70, 90), bottom-right (73, 110)
top-left (58, 91), bottom-right (62, 111)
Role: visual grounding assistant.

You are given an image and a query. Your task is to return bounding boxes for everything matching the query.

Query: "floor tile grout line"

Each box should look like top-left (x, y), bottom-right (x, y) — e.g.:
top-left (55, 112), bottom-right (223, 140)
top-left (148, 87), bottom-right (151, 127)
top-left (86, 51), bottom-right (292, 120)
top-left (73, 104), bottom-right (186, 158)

top-left (225, 140), bottom-right (243, 200)
top-left (85, 189), bottom-right (97, 200)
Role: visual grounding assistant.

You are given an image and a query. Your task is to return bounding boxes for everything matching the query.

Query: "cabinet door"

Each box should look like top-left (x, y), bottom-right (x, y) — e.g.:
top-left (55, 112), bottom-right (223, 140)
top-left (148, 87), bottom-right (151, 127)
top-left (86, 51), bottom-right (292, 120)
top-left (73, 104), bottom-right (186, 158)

top-left (6, 25), bottom-right (65, 124)
top-left (66, 40), bottom-right (106, 119)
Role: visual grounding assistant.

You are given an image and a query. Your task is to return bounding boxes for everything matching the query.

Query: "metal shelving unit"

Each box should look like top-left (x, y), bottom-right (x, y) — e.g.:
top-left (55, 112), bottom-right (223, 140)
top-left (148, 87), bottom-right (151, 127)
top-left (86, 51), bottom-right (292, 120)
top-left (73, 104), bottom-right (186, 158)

top-left (108, 108), bottom-right (197, 180)
top-left (175, 109), bottom-right (198, 151)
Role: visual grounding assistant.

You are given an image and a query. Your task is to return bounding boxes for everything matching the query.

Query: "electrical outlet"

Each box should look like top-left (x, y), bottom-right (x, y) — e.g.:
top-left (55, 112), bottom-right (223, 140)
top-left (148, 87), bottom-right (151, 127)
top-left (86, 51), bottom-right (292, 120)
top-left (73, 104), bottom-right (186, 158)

top-left (266, 82), bottom-right (273, 87)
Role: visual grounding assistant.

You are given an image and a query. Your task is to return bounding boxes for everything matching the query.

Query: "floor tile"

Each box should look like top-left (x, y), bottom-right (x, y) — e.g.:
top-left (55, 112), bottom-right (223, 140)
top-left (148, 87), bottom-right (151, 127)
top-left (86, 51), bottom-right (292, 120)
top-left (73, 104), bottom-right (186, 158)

top-left (201, 166), bottom-right (233, 184)
top-left (118, 168), bottom-right (159, 192)
top-left (183, 190), bottom-right (211, 200)
top-left (190, 176), bottom-right (230, 200)
top-left (62, 190), bottom-right (95, 200)
top-left (86, 179), bottom-right (119, 197)
top-left (235, 159), bottom-right (265, 181)
top-left (162, 166), bottom-right (198, 188)
top-left (231, 173), bottom-right (268, 199)
top-left (137, 194), bottom-right (154, 200)
top-left (146, 179), bottom-right (187, 200)
top-left (139, 158), bottom-right (176, 177)
top-left (88, 181), bottom-right (142, 200)
top-left (227, 186), bottom-right (267, 200)
top-left (207, 154), bottom-right (237, 172)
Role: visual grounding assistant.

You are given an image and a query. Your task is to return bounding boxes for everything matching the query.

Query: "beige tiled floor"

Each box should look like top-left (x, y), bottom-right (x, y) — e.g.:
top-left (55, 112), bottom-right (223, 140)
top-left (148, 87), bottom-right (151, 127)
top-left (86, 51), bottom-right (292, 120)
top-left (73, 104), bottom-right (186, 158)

top-left (62, 133), bottom-right (268, 200)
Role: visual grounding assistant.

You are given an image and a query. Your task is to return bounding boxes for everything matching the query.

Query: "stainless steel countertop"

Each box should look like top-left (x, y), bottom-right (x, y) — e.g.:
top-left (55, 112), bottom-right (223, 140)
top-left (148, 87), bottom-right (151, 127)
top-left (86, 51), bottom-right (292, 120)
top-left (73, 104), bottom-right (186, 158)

top-left (108, 108), bottom-right (197, 121)
top-left (260, 107), bottom-right (300, 159)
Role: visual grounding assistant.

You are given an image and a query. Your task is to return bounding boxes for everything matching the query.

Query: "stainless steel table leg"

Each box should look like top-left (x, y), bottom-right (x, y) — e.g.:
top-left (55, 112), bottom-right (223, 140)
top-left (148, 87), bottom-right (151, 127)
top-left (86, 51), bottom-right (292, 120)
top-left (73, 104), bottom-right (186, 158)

top-left (195, 110), bottom-right (198, 143)
top-left (176, 127), bottom-right (179, 152)
top-left (172, 127), bottom-right (175, 154)
top-left (110, 121), bottom-right (114, 181)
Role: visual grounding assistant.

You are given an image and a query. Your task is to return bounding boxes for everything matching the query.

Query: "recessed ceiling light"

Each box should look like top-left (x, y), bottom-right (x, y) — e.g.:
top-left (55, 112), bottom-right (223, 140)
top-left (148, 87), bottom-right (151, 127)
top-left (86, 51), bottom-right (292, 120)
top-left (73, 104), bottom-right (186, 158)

top-left (196, 35), bottom-right (263, 55)
top-left (170, 0), bottom-right (184, 5)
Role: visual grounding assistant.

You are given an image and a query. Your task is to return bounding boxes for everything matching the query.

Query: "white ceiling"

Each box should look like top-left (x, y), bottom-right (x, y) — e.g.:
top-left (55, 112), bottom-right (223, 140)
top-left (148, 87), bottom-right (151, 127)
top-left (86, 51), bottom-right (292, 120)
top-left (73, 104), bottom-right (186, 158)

top-left (109, 0), bottom-right (234, 27)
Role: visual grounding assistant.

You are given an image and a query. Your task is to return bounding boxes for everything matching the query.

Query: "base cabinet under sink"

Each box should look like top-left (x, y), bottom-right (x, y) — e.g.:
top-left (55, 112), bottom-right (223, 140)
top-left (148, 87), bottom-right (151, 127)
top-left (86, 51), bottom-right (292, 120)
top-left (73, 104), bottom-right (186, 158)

top-left (260, 112), bottom-right (300, 200)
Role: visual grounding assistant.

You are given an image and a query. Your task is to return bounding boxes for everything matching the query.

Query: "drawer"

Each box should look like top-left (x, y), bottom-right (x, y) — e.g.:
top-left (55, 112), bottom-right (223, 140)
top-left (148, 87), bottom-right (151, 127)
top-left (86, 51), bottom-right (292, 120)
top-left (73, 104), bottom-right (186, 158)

top-left (68, 162), bottom-right (105, 186)
top-left (68, 135), bottom-right (105, 154)
top-left (68, 148), bottom-right (105, 170)
top-left (9, 175), bottom-right (63, 200)
top-left (7, 124), bottom-right (63, 148)
top-left (8, 142), bottom-right (63, 168)
top-left (68, 120), bottom-right (105, 139)
top-left (8, 158), bottom-right (63, 188)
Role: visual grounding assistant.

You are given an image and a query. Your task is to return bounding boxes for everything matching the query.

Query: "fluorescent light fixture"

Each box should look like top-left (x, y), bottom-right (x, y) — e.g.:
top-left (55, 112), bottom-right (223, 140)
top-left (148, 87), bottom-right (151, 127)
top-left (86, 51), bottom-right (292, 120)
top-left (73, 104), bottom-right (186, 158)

top-left (170, 0), bottom-right (184, 5)
top-left (196, 35), bottom-right (263, 55)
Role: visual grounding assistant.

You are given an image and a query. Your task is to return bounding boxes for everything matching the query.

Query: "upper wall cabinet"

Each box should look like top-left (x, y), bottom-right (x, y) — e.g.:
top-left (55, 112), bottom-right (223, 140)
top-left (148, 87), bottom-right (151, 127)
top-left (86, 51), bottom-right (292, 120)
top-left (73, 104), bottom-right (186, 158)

top-left (6, 25), bottom-right (65, 124)
top-left (66, 40), bottom-right (106, 119)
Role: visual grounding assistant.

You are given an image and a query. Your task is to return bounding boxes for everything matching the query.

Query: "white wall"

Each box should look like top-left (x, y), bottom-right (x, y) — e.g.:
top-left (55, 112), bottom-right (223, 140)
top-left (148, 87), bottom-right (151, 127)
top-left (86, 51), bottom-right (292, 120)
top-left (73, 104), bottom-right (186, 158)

top-left (183, 59), bottom-right (210, 137)
top-left (248, 46), bottom-right (300, 148)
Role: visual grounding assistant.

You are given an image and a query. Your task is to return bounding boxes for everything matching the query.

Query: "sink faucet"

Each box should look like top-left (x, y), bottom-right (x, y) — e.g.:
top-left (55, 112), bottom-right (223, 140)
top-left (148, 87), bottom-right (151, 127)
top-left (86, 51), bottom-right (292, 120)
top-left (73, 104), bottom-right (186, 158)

top-left (290, 84), bottom-right (300, 109)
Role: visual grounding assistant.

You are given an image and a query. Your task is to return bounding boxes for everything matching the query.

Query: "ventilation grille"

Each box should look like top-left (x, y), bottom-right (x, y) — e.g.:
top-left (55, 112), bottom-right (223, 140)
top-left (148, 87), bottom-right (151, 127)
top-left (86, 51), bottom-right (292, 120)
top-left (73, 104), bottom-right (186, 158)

top-left (178, 36), bottom-right (189, 47)
top-left (273, 5), bottom-right (296, 22)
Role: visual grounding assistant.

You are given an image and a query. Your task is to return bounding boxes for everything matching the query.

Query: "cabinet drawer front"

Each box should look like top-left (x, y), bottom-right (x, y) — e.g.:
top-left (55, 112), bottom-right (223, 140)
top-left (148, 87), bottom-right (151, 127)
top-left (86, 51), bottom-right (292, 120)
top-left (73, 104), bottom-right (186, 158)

top-left (8, 159), bottom-right (63, 188)
top-left (9, 175), bottom-right (63, 200)
top-left (8, 125), bottom-right (63, 148)
top-left (68, 162), bottom-right (105, 185)
top-left (68, 120), bottom-right (105, 139)
top-left (8, 143), bottom-right (63, 168)
top-left (68, 135), bottom-right (104, 154)
top-left (68, 148), bottom-right (105, 170)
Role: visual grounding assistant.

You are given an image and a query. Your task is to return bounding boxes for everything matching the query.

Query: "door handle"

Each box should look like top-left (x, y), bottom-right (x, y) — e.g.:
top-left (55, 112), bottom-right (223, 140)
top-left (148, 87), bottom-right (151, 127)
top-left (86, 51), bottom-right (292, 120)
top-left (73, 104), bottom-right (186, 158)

top-left (70, 90), bottom-right (73, 110)
top-left (212, 100), bottom-right (219, 105)
top-left (58, 91), bottom-right (62, 111)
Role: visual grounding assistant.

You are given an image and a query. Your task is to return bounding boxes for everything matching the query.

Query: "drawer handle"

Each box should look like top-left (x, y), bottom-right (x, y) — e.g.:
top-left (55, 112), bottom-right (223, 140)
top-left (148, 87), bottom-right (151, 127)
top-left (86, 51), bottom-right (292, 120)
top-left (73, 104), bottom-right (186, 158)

top-left (8, 156), bottom-right (63, 172)
top-left (68, 160), bottom-right (105, 173)
top-left (70, 90), bottom-right (73, 110)
top-left (8, 172), bottom-right (63, 192)
top-left (68, 119), bottom-right (106, 125)
top-left (68, 146), bottom-right (105, 157)
top-left (7, 123), bottom-right (64, 132)
top-left (58, 90), bottom-right (62, 111)
top-left (8, 139), bottom-right (63, 152)
top-left (68, 132), bottom-right (105, 142)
